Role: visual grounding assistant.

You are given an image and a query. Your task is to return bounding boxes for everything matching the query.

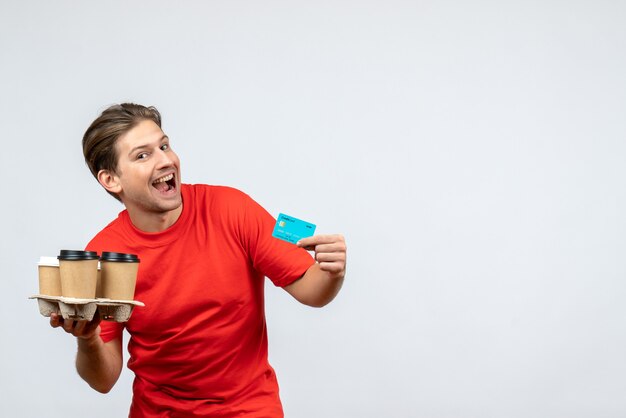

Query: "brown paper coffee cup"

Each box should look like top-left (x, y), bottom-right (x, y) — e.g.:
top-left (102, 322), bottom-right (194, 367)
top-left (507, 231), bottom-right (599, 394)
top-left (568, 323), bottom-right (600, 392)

top-left (58, 250), bottom-right (99, 299)
top-left (100, 252), bottom-right (140, 301)
top-left (38, 257), bottom-right (62, 296)
top-left (95, 264), bottom-right (103, 298)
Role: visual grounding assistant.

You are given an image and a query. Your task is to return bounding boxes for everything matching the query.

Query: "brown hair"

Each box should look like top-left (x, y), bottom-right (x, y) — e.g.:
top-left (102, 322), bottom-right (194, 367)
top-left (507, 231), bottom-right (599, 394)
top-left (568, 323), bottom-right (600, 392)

top-left (82, 103), bottom-right (162, 200)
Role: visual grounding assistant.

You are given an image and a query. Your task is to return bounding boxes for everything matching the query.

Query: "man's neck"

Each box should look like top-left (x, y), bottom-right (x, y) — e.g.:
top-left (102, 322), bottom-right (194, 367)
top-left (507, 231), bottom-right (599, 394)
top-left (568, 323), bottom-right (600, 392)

top-left (127, 204), bottom-right (184, 233)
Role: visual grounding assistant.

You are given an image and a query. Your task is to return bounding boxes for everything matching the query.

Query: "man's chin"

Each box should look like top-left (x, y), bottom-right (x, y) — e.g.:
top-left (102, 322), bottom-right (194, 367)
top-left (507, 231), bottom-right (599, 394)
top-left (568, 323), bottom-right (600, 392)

top-left (158, 195), bottom-right (183, 212)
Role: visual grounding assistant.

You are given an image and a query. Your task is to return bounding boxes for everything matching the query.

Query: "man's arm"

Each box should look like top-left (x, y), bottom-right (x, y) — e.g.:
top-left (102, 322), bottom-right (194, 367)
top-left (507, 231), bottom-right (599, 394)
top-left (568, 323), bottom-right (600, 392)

top-left (50, 313), bottom-right (123, 393)
top-left (284, 234), bottom-right (347, 308)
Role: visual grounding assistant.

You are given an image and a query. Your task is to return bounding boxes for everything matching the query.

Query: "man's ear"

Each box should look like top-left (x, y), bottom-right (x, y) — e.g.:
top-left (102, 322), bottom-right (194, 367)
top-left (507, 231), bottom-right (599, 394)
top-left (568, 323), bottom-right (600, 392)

top-left (97, 169), bottom-right (122, 195)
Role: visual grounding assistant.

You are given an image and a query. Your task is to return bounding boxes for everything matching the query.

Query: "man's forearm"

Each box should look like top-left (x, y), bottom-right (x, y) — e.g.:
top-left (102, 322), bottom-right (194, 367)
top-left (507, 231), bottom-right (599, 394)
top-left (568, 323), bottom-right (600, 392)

top-left (286, 234), bottom-right (347, 307)
top-left (76, 335), bottom-right (123, 394)
top-left (285, 263), bottom-right (345, 308)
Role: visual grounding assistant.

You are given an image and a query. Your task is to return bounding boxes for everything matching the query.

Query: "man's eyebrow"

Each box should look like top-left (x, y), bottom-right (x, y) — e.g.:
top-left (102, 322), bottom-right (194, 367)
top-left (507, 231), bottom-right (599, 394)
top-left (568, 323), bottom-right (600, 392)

top-left (127, 135), bottom-right (169, 156)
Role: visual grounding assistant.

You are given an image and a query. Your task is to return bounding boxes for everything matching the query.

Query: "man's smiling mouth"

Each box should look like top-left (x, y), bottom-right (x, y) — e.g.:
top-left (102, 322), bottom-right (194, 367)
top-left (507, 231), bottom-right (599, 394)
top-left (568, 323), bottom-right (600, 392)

top-left (152, 173), bottom-right (176, 192)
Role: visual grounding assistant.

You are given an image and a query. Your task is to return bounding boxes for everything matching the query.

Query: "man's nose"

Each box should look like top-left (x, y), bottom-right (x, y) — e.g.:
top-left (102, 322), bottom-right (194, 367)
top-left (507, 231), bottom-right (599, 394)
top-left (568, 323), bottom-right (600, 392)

top-left (155, 148), bottom-right (175, 168)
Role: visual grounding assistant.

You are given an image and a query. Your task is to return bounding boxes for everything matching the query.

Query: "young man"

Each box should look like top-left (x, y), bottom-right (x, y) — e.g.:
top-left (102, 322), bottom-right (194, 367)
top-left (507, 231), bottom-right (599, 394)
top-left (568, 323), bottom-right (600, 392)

top-left (50, 103), bottom-right (347, 417)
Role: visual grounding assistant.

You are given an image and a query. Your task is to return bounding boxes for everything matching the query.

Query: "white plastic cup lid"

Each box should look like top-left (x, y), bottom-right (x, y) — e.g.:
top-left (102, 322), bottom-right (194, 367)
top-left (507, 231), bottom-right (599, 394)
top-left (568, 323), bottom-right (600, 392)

top-left (38, 256), bottom-right (60, 267)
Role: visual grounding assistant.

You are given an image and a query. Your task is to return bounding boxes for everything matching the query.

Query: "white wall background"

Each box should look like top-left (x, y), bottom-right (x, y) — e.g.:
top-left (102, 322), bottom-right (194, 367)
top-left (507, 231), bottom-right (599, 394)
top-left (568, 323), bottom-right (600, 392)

top-left (1, 1), bottom-right (625, 417)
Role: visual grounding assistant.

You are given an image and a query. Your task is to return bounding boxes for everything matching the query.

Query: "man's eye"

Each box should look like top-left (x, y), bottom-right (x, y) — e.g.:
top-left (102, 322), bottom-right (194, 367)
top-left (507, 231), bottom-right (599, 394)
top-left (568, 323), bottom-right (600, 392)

top-left (137, 152), bottom-right (149, 160)
top-left (161, 144), bottom-right (169, 151)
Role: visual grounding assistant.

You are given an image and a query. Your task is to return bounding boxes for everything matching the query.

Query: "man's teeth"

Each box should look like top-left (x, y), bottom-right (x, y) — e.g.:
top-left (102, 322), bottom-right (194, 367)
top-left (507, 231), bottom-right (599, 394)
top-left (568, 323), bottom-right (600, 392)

top-left (153, 174), bottom-right (174, 184)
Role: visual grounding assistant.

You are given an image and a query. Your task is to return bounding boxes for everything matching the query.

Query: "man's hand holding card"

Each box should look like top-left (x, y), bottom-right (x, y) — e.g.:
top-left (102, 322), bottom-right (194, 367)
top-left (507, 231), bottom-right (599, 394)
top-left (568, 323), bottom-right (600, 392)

top-left (274, 213), bottom-right (347, 307)
top-left (272, 213), bottom-right (346, 279)
top-left (297, 234), bottom-right (347, 279)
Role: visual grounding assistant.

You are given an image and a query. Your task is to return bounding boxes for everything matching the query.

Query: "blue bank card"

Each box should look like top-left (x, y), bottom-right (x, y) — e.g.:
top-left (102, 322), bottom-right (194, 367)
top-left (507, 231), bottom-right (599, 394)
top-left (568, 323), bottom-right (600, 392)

top-left (272, 213), bottom-right (316, 244)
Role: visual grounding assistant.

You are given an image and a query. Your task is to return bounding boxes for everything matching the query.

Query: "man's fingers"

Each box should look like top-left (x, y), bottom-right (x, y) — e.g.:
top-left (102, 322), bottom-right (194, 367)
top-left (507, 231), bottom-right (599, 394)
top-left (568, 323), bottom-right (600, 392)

top-left (84, 315), bottom-right (102, 335)
top-left (298, 234), bottom-right (347, 278)
top-left (315, 252), bottom-right (346, 263)
top-left (297, 234), bottom-right (346, 251)
top-left (319, 261), bottom-right (345, 273)
top-left (312, 243), bottom-right (346, 254)
top-left (49, 312), bottom-right (101, 340)
top-left (296, 237), bottom-right (315, 250)
top-left (61, 319), bottom-right (74, 332)
top-left (50, 313), bottom-right (61, 328)
top-left (74, 320), bottom-right (87, 335)
top-left (297, 234), bottom-right (344, 247)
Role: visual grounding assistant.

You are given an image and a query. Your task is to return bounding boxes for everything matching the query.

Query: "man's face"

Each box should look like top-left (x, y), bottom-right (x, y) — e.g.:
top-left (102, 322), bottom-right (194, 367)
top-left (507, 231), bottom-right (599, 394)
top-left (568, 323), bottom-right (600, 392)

top-left (112, 119), bottom-right (182, 216)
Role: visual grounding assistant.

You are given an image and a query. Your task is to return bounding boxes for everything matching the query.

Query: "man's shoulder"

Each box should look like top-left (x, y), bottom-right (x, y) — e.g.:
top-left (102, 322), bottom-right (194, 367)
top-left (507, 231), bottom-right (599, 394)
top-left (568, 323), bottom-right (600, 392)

top-left (86, 213), bottom-right (127, 251)
top-left (183, 184), bottom-right (265, 226)
top-left (184, 184), bottom-right (252, 205)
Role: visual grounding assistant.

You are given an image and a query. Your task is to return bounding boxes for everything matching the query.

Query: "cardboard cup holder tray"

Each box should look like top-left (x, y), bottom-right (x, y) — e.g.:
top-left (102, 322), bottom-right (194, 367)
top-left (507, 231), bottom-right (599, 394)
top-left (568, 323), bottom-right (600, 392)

top-left (30, 295), bottom-right (144, 322)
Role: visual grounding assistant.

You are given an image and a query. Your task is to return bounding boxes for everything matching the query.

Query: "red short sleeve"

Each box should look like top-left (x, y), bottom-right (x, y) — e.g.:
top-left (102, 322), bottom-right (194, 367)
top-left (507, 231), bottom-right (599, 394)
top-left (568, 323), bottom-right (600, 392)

top-left (238, 192), bottom-right (315, 287)
top-left (99, 320), bottom-right (123, 343)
